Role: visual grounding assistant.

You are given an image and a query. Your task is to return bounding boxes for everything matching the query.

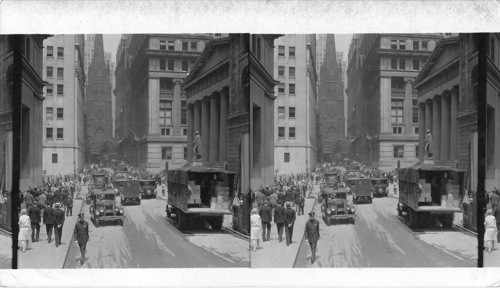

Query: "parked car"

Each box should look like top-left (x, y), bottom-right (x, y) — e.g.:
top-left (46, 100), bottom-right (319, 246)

top-left (319, 183), bottom-right (356, 225)
top-left (88, 187), bottom-right (125, 227)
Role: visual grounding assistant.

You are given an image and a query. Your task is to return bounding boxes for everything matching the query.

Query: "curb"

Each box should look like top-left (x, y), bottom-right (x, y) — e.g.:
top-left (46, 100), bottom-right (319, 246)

top-left (452, 223), bottom-right (477, 236)
top-left (222, 226), bottom-right (249, 240)
top-left (292, 194), bottom-right (319, 268)
top-left (0, 228), bottom-right (12, 237)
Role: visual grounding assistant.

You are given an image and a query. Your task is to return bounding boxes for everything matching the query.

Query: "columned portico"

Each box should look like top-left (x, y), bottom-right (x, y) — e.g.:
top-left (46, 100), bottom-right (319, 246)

top-left (432, 96), bottom-right (441, 160)
top-left (450, 87), bottom-right (459, 161)
top-left (440, 92), bottom-right (451, 160)
top-left (201, 98), bottom-right (210, 162)
top-left (172, 79), bottom-right (183, 135)
top-left (219, 88), bottom-right (229, 162)
top-left (425, 100), bottom-right (433, 134)
top-left (209, 93), bottom-right (220, 162)
top-left (419, 103), bottom-right (425, 159)
top-left (187, 104), bottom-right (194, 160)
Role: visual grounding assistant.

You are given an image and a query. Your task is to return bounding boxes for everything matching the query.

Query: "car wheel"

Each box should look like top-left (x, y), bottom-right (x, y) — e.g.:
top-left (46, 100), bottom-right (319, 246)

top-left (325, 216), bottom-right (331, 226)
top-left (397, 204), bottom-right (403, 216)
top-left (138, 199), bottom-right (141, 205)
top-left (119, 219), bottom-right (124, 226)
top-left (166, 207), bottom-right (172, 218)
top-left (95, 218), bottom-right (100, 227)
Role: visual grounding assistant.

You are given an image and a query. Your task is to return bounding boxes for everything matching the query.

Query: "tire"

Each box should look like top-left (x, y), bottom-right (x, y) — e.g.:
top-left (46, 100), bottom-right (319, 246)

top-left (211, 216), bottom-right (223, 230)
top-left (369, 198), bottom-right (373, 204)
top-left (177, 211), bottom-right (186, 229)
top-left (119, 219), bottom-right (124, 226)
top-left (408, 209), bottom-right (417, 229)
top-left (138, 199), bottom-right (141, 205)
top-left (325, 216), bottom-right (331, 226)
top-left (95, 218), bottom-right (100, 227)
top-left (397, 204), bottom-right (403, 216)
top-left (351, 218), bottom-right (355, 225)
top-left (166, 207), bottom-right (172, 218)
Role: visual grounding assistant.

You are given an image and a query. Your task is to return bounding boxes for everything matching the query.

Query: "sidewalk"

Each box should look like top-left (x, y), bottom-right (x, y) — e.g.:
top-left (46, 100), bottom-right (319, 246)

top-left (251, 184), bottom-right (319, 268)
top-left (0, 229), bottom-right (12, 268)
top-left (18, 185), bottom-right (87, 269)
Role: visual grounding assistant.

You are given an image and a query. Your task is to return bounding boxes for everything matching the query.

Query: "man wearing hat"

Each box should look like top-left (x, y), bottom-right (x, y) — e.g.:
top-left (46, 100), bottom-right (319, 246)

top-left (273, 201), bottom-right (286, 242)
top-left (259, 201), bottom-right (272, 241)
top-left (53, 202), bottom-right (65, 247)
top-left (74, 213), bottom-right (90, 265)
top-left (283, 202), bottom-right (296, 246)
top-left (43, 203), bottom-right (55, 243)
top-left (304, 212), bottom-right (320, 263)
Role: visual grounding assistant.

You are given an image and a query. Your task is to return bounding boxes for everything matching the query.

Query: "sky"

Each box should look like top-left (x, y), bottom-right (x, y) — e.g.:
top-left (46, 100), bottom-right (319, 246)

top-left (335, 34), bottom-right (353, 61)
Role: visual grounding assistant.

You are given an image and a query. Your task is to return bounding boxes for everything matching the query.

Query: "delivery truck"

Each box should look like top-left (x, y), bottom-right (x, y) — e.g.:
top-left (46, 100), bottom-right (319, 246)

top-left (165, 166), bottom-right (235, 230)
top-left (397, 163), bottom-right (466, 229)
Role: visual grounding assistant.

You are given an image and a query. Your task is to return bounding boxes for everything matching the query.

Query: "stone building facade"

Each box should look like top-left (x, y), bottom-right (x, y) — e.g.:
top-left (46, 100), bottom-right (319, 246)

top-left (274, 34), bottom-right (318, 174)
top-left (42, 35), bottom-right (86, 176)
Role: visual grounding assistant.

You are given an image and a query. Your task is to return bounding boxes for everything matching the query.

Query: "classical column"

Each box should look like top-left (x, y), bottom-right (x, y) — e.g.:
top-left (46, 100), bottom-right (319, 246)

top-left (194, 101), bottom-right (201, 134)
top-left (404, 78), bottom-right (414, 134)
top-left (440, 92), bottom-right (451, 160)
top-left (449, 86), bottom-right (459, 161)
top-left (172, 79), bottom-right (183, 135)
top-left (187, 104), bottom-right (194, 160)
top-left (418, 102), bottom-right (425, 160)
top-left (432, 96), bottom-right (441, 160)
top-left (201, 97), bottom-right (210, 162)
top-left (425, 99), bottom-right (433, 134)
top-left (209, 93), bottom-right (220, 162)
top-left (219, 88), bottom-right (228, 162)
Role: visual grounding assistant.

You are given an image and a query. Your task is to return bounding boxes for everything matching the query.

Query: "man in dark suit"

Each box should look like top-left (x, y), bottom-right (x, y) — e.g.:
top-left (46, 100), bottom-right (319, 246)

top-left (65, 196), bottom-right (73, 217)
top-left (284, 202), bottom-right (296, 246)
top-left (46, 191), bottom-right (54, 208)
top-left (304, 212), bottom-right (320, 263)
top-left (53, 203), bottom-right (65, 247)
top-left (54, 189), bottom-right (62, 207)
top-left (259, 201), bottom-right (272, 241)
top-left (277, 189), bottom-right (286, 205)
top-left (24, 190), bottom-right (34, 211)
top-left (28, 201), bottom-right (42, 242)
top-left (74, 213), bottom-right (90, 265)
top-left (43, 204), bottom-right (55, 243)
top-left (273, 202), bottom-right (286, 242)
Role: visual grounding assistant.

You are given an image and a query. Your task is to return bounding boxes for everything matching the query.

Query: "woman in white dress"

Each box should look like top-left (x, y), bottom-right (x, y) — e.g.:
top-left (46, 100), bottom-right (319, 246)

top-left (18, 208), bottom-right (31, 252)
top-left (485, 209), bottom-right (498, 253)
top-left (250, 208), bottom-right (262, 252)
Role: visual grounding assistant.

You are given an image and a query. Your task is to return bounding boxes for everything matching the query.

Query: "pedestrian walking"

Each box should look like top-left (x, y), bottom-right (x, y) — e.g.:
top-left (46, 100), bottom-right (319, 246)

top-left (250, 208), bottom-right (262, 251)
top-left (74, 213), bottom-right (90, 265)
top-left (46, 190), bottom-right (54, 208)
top-left (304, 212), bottom-right (320, 263)
top-left (18, 208), bottom-right (31, 252)
top-left (65, 196), bottom-right (73, 217)
top-left (297, 194), bottom-right (305, 215)
top-left (43, 204), bottom-right (55, 243)
top-left (253, 189), bottom-right (265, 213)
top-left (259, 202), bottom-right (272, 241)
top-left (284, 202), bottom-right (296, 246)
top-left (273, 202), bottom-right (285, 242)
top-left (494, 205), bottom-right (500, 243)
top-left (485, 209), bottom-right (498, 253)
top-left (24, 190), bottom-right (34, 212)
top-left (490, 190), bottom-right (499, 211)
top-left (28, 201), bottom-right (42, 242)
top-left (53, 203), bottom-right (65, 247)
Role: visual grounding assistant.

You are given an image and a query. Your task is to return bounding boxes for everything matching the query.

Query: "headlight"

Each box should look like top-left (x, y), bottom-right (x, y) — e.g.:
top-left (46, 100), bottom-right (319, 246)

top-left (99, 207), bottom-right (104, 213)
top-left (379, 188), bottom-right (383, 193)
top-left (350, 206), bottom-right (356, 213)
top-left (96, 211), bottom-right (100, 215)
top-left (119, 209), bottom-right (124, 214)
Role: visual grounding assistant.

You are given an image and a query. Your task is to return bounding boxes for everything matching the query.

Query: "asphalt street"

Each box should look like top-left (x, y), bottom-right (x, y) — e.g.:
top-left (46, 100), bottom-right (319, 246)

top-left (295, 195), bottom-right (477, 267)
top-left (64, 191), bottom-right (248, 268)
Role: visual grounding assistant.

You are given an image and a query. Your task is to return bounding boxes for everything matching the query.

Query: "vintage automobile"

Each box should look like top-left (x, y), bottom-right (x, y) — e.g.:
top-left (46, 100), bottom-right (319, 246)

top-left (139, 179), bottom-right (157, 199)
top-left (319, 183), bottom-right (356, 225)
top-left (88, 187), bottom-right (125, 227)
top-left (323, 171), bottom-right (341, 187)
top-left (120, 180), bottom-right (141, 205)
top-left (89, 173), bottom-right (109, 190)
top-left (371, 178), bottom-right (389, 197)
top-left (351, 177), bottom-right (373, 204)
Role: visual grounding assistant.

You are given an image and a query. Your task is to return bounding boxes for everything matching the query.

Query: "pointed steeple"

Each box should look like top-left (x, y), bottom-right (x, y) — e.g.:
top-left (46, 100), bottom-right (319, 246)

top-left (92, 34), bottom-right (105, 70)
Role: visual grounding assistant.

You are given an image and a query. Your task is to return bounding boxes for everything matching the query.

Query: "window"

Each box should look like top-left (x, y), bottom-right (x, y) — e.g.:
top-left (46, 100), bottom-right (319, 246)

top-left (399, 59), bottom-right (405, 70)
top-left (57, 47), bottom-right (64, 58)
top-left (168, 41), bottom-right (175, 50)
top-left (392, 126), bottom-right (403, 134)
top-left (289, 83), bottom-right (295, 94)
top-left (289, 127), bottom-right (296, 138)
top-left (278, 66), bottom-right (285, 77)
top-left (168, 60), bottom-right (174, 71)
top-left (160, 41), bottom-right (166, 50)
top-left (191, 42), bottom-right (197, 51)
top-left (181, 100), bottom-right (187, 125)
top-left (412, 99), bottom-right (419, 124)
top-left (47, 46), bottom-right (53, 57)
top-left (399, 40), bottom-right (406, 50)
top-left (160, 78), bottom-right (173, 90)
top-left (161, 128), bottom-right (170, 136)
top-left (182, 129), bottom-right (187, 136)
top-left (391, 99), bottom-right (404, 123)
top-left (414, 127), bottom-right (419, 134)
top-left (289, 67), bottom-right (295, 78)
top-left (47, 66), bottom-right (53, 78)
top-left (412, 59), bottom-right (420, 71)
top-left (289, 107), bottom-right (295, 118)
top-left (278, 106), bottom-right (285, 119)
top-left (278, 45), bottom-right (285, 57)
top-left (415, 145), bottom-right (419, 158)
top-left (278, 83), bottom-right (285, 94)
top-left (57, 67), bottom-right (64, 78)
top-left (183, 147), bottom-right (188, 159)
top-left (391, 40), bottom-right (397, 49)
top-left (181, 61), bottom-right (188, 72)
top-left (52, 153), bottom-right (58, 163)
top-left (46, 128), bottom-right (53, 140)
top-left (159, 100), bottom-right (172, 125)
top-left (393, 145), bottom-right (404, 158)
top-left (46, 107), bottom-right (53, 120)
top-left (162, 147), bottom-right (172, 160)
top-left (391, 59), bottom-right (397, 70)
top-left (413, 41), bottom-right (419, 50)
top-left (160, 59), bottom-right (166, 70)
top-left (57, 84), bottom-right (63, 95)
top-left (47, 84), bottom-right (53, 94)
top-left (57, 128), bottom-right (63, 139)
top-left (57, 108), bottom-right (63, 119)
top-left (289, 46), bottom-right (295, 58)
top-left (391, 77), bottom-right (405, 90)
top-left (278, 127), bottom-right (285, 138)
top-left (284, 152), bottom-right (290, 163)
top-left (182, 42), bottom-right (188, 51)
top-left (422, 41), bottom-right (428, 51)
